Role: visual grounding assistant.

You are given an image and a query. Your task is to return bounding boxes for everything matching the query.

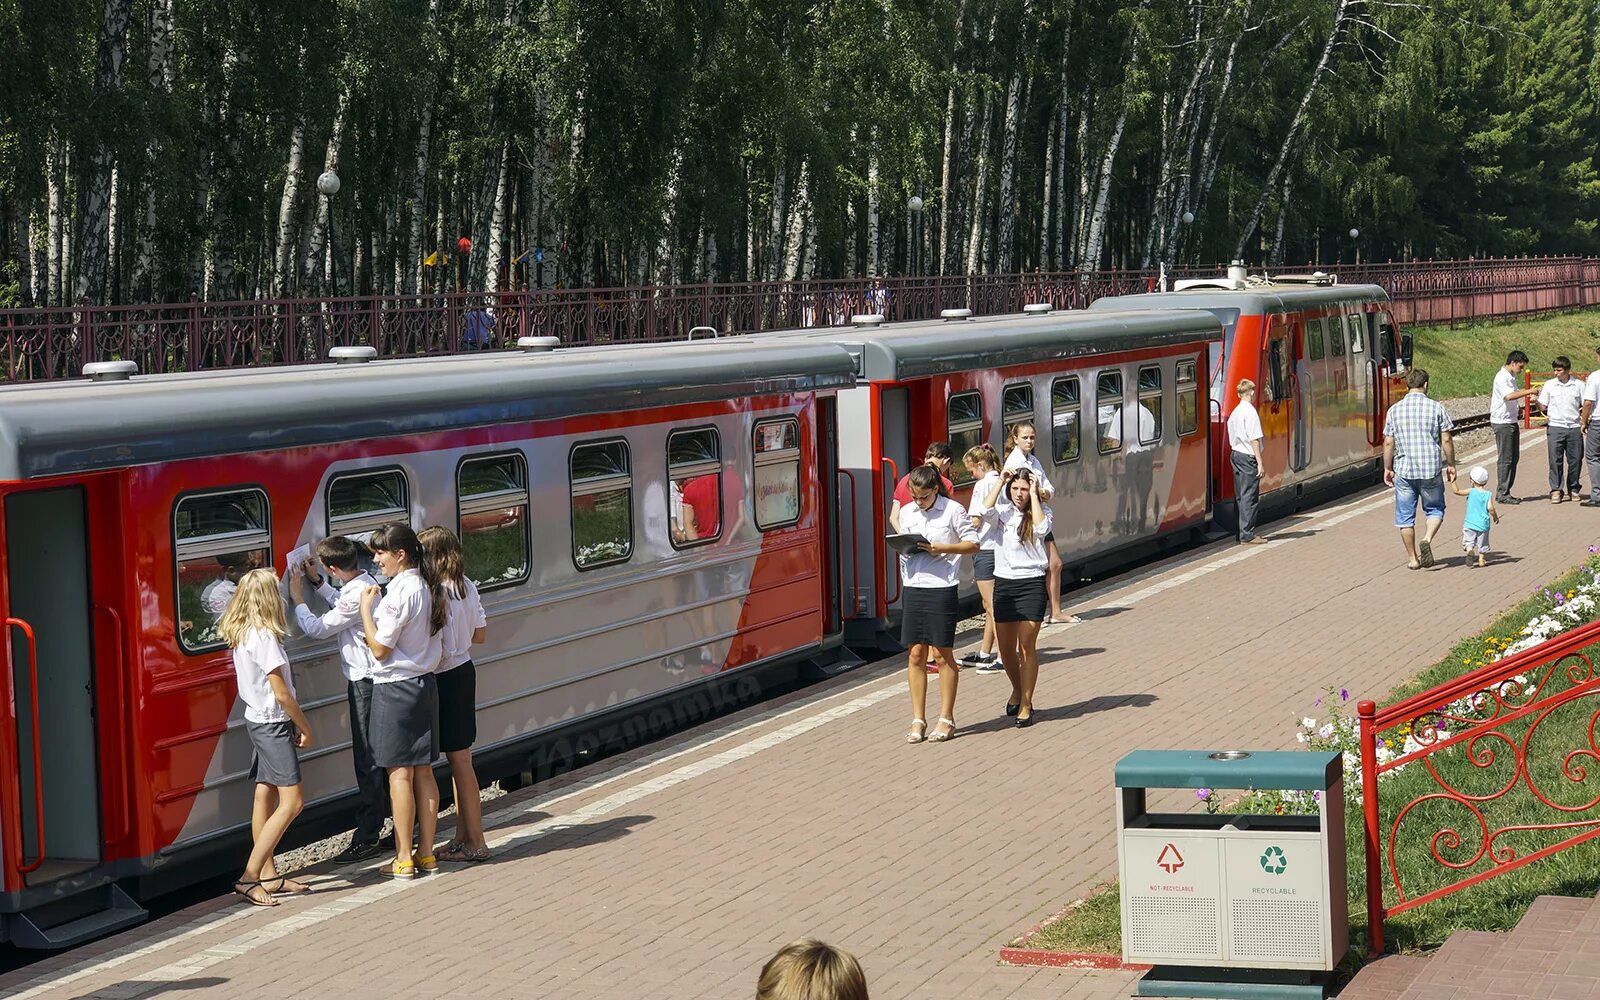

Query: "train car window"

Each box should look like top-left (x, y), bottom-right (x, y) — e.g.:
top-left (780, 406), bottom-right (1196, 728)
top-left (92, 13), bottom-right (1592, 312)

top-left (1136, 366), bottom-right (1163, 446)
top-left (1267, 339), bottom-right (1289, 401)
top-left (458, 453), bottom-right (530, 590)
top-left (1346, 313), bottom-right (1364, 354)
top-left (174, 488), bottom-right (272, 653)
top-left (668, 428), bottom-right (722, 548)
top-left (1096, 370), bottom-right (1123, 455)
top-left (946, 391), bottom-right (983, 485)
top-left (327, 469), bottom-right (409, 538)
top-left (1050, 377), bottom-right (1081, 464)
top-left (753, 418), bottom-right (802, 530)
top-left (1176, 361), bottom-right (1199, 436)
top-left (1328, 318), bottom-right (1345, 356)
top-left (1002, 382), bottom-right (1035, 439)
top-left (570, 440), bottom-right (633, 569)
top-left (1307, 319), bottom-right (1326, 361)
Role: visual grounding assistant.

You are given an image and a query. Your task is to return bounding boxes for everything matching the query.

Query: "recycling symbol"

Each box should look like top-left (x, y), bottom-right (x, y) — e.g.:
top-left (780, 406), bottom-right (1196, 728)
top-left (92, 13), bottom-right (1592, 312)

top-left (1259, 846), bottom-right (1288, 875)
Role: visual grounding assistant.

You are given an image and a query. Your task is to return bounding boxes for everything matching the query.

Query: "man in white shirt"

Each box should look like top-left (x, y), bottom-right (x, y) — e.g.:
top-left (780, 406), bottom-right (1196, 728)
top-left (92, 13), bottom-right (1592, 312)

top-left (1490, 350), bottom-right (1537, 503)
top-left (1539, 356), bottom-right (1585, 502)
top-left (1226, 379), bottom-right (1267, 544)
top-left (1579, 346), bottom-right (1600, 506)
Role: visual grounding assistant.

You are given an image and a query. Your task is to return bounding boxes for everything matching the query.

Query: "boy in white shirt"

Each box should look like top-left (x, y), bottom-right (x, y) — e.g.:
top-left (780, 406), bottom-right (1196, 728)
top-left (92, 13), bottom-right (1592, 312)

top-left (290, 536), bottom-right (389, 863)
top-left (1226, 379), bottom-right (1267, 544)
top-left (1580, 346), bottom-right (1600, 506)
top-left (1538, 356), bottom-right (1585, 502)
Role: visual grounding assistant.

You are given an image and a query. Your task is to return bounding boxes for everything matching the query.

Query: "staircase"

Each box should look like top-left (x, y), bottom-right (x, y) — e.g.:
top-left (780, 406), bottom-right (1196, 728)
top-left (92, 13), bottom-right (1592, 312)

top-left (1339, 892), bottom-right (1600, 999)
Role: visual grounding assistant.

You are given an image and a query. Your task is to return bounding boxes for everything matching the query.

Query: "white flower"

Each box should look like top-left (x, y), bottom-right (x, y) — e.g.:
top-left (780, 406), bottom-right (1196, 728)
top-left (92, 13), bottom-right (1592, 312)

top-left (1296, 732), bottom-right (1309, 743)
top-left (1301, 717), bottom-right (1318, 730)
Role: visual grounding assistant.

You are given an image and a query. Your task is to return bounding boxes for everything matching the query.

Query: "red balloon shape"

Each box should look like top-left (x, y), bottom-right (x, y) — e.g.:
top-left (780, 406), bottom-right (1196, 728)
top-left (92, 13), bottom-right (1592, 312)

top-left (457, 236), bottom-right (472, 253)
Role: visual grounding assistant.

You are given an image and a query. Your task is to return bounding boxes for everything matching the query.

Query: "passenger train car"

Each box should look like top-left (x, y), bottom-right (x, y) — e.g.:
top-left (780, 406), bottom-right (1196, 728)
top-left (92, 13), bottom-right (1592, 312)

top-left (1090, 269), bottom-right (1411, 529)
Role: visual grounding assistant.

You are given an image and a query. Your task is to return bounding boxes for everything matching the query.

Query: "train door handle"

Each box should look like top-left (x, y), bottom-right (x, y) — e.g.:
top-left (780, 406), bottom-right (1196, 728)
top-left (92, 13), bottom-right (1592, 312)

top-left (5, 617), bottom-right (44, 875)
top-left (880, 458), bottom-right (901, 607)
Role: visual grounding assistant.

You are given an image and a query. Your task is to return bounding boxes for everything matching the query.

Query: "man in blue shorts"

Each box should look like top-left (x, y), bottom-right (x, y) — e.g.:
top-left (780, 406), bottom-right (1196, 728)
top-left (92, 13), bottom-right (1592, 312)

top-left (1383, 368), bottom-right (1456, 570)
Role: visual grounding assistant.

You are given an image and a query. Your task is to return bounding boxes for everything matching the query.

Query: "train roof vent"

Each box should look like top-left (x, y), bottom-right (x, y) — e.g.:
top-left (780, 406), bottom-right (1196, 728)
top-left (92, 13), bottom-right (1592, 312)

top-left (1173, 278), bottom-right (1248, 291)
top-left (851, 313), bottom-right (886, 327)
top-left (1023, 303), bottom-right (1052, 314)
top-left (517, 336), bottom-right (561, 353)
top-left (1269, 271), bottom-right (1339, 286)
top-left (83, 360), bottom-right (138, 382)
top-left (940, 308), bottom-right (973, 321)
top-left (329, 346), bottom-right (378, 364)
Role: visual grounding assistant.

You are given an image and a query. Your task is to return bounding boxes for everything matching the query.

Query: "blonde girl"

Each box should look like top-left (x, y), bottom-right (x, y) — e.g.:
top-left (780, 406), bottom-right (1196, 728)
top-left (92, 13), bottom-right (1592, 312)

top-left (419, 526), bottom-right (491, 863)
top-left (221, 568), bottom-right (314, 906)
top-left (1002, 421), bottom-right (1078, 624)
top-left (756, 939), bottom-right (869, 1000)
top-left (980, 467), bottom-right (1052, 726)
top-left (958, 443), bottom-right (1003, 672)
top-left (359, 523), bottom-right (445, 878)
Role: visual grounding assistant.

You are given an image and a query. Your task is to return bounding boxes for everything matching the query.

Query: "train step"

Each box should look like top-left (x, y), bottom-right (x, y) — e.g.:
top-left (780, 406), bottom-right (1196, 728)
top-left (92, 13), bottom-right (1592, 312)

top-left (8, 883), bottom-right (147, 949)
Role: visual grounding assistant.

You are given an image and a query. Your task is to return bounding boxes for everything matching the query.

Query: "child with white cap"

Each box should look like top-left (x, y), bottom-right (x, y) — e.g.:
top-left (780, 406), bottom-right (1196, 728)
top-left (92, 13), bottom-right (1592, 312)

top-left (1450, 466), bottom-right (1500, 567)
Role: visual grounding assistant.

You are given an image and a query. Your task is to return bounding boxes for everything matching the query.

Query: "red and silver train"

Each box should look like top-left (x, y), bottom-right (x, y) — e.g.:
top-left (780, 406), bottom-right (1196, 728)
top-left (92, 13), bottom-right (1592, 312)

top-left (0, 269), bottom-right (1407, 947)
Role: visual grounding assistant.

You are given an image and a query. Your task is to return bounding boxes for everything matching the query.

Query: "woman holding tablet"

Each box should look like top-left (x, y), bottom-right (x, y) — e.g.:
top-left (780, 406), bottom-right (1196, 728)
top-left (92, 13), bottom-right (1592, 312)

top-left (896, 464), bottom-right (979, 743)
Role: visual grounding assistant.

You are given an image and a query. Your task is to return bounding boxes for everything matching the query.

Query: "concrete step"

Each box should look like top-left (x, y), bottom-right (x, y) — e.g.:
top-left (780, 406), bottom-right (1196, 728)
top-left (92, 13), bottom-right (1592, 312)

top-left (1394, 930), bottom-right (1509, 1000)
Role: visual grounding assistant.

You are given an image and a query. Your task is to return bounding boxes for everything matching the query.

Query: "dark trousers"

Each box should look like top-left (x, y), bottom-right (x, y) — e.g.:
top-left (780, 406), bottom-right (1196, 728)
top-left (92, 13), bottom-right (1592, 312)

top-left (1493, 422), bottom-right (1519, 499)
top-left (1231, 451), bottom-right (1261, 541)
top-left (1548, 425), bottom-right (1583, 494)
top-left (347, 678), bottom-right (390, 844)
top-left (1586, 425), bottom-right (1600, 497)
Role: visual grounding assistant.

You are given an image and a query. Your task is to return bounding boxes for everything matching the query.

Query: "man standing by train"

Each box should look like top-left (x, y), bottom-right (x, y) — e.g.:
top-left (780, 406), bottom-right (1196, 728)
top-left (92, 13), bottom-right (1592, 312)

top-left (1490, 350), bottom-right (1536, 503)
top-left (1384, 368), bottom-right (1455, 570)
top-left (1228, 379), bottom-right (1266, 545)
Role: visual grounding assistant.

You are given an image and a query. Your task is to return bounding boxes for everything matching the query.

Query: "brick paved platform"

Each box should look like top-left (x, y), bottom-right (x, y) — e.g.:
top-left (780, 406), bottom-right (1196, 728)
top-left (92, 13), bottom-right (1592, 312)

top-left (7, 432), bottom-right (1600, 1000)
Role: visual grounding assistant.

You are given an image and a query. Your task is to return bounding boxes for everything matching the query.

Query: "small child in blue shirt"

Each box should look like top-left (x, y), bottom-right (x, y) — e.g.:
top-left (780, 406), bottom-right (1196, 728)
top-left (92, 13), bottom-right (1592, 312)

top-left (1451, 466), bottom-right (1499, 567)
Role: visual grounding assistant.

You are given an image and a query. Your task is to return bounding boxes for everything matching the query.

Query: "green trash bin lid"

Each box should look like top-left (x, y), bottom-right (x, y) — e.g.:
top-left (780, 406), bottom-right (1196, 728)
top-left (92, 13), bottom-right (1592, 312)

top-left (1113, 750), bottom-right (1341, 791)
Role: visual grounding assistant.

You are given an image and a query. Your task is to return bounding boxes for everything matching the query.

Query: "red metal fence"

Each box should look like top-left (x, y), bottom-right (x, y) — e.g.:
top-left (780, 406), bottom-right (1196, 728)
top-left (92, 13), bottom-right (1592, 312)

top-left (1358, 617), bottom-right (1600, 955)
top-left (4, 257), bottom-right (1598, 384)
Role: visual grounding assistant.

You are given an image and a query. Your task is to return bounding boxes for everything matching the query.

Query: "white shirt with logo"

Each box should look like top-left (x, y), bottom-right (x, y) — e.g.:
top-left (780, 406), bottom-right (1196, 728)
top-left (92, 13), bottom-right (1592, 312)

top-left (984, 497), bottom-right (1055, 579)
top-left (897, 495), bottom-right (978, 589)
top-left (1002, 448), bottom-right (1055, 499)
top-left (371, 568), bottom-right (442, 683)
top-left (232, 626), bottom-right (294, 724)
top-left (1539, 376), bottom-right (1585, 429)
top-left (295, 572), bottom-right (379, 682)
top-left (966, 470), bottom-right (1003, 551)
top-left (439, 578), bottom-right (488, 672)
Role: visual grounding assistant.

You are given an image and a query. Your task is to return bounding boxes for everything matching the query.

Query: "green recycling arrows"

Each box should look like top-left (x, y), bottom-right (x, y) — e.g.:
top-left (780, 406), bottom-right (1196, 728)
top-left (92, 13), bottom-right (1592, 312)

top-left (1259, 846), bottom-right (1288, 875)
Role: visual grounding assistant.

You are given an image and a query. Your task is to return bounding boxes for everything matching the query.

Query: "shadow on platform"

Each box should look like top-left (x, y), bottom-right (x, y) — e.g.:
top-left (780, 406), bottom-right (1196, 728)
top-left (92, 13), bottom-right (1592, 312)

top-left (1037, 647), bottom-right (1105, 664)
top-left (74, 975), bottom-right (227, 999)
top-left (958, 692), bottom-right (1156, 736)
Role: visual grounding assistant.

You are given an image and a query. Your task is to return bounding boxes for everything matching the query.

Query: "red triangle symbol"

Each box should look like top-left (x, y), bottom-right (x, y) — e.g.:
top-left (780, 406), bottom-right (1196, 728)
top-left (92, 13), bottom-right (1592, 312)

top-left (1157, 842), bottom-right (1185, 873)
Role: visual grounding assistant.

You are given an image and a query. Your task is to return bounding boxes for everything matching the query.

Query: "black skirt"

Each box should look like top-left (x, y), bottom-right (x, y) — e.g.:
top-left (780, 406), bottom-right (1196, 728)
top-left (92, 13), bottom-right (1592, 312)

top-left (993, 576), bottom-right (1047, 623)
top-left (435, 660), bottom-right (477, 754)
top-left (901, 585), bottom-right (959, 648)
top-left (973, 550), bottom-right (996, 582)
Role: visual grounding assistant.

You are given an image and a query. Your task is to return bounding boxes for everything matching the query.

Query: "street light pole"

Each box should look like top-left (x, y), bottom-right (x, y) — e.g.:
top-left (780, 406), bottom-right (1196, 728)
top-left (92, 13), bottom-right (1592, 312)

top-left (1349, 227), bottom-right (1361, 267)
top-left (907, 194), bottom-right (924, 277)
top-left (316, 170), bottom-right (341, 294)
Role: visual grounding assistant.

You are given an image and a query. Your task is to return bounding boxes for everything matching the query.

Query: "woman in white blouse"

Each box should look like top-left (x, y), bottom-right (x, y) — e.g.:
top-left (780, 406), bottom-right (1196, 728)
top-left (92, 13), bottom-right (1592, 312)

top-left (980, 467), bottom-right (1052, 726)
top-left (896, 464), bottom-right (979, 743)
top-left (1002, 421), bottom-right (1078, 624)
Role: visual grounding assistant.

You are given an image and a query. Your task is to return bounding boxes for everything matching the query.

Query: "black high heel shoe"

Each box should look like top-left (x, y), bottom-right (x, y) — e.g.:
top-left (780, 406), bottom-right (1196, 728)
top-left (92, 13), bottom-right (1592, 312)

top-left (1015, 710), bottom-right (1035, 728)
top-left (1005, 701), bottom-right (1020, 717)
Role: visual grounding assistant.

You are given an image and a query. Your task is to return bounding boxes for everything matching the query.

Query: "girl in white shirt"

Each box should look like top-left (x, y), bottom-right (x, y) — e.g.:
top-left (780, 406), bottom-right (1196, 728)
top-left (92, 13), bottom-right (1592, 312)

top-left (1002, 420), bottom-right (1078, 624)
top-left (980, 468), bottom-right (1053, 727)
top-left (359, 523), bottom-right (445, 879)
top-left (419, 526), bottom-right (491, 864)
top-left (220, 568), bottom-right (314, 906)
top-left (897, 464), bottom-right (980, 743)
top-left (959, 444), bottom-right (1003, 672)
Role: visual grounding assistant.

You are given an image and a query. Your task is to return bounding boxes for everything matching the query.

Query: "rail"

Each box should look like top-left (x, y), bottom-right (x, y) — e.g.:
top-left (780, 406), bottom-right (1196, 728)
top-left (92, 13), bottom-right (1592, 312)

top-left (2, 256), bottom-right (1598, 384)
top-left (1358, 618), bottom-right (1600, 955)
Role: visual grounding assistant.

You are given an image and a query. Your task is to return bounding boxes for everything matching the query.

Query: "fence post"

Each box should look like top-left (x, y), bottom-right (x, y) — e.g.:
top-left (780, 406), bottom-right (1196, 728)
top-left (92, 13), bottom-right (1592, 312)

top-left (1357, 699), bottom-right (1384, 956)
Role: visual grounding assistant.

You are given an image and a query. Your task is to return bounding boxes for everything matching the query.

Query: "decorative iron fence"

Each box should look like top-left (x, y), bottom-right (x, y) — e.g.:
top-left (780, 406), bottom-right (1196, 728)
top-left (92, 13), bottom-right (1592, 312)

top-left (1357, 617), bottom-right (1600, 955)
top-left (4, 257), bottom-right (1598, 384)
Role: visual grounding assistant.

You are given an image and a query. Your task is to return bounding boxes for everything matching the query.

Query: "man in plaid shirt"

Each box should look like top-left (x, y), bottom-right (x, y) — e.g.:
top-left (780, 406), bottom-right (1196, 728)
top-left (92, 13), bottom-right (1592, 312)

top-left (1383, 368), bottom-right (1456, 569)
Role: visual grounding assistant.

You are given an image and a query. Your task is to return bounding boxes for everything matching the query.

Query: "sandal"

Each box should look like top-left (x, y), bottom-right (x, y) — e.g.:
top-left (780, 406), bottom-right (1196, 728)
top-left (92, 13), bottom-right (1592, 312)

top-left (1418, 540), bottom-right (1434, 568)
top-left (928, 718), bottom-right (957, 742)
top-left (260, 876), bottom-right (310, 895)
top-left (384, 860), bottom-right (416, 879)
top-left (413, 853), bottom-right (440, 873)
top-left (906, 719), bottom-right (927, 744)
top-left (233, 879), bottom-right (278, 907)
top-left (439, 843), bottom-right (492, 864)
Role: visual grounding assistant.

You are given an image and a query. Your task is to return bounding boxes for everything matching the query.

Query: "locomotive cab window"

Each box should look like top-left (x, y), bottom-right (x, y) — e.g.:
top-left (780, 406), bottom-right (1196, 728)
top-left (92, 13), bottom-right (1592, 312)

top-left (1136, 366), bottom-right (1163, 446)
top-left (1096, 370), bottom-right (1123, 455)
top-left (1346, 313), bottom-right (1365, 355)
top-left (753, 418), bottom-right (802, 530)
top-left (1307, 319), bottom-right (1325, 361)
top-left (1266, 338), bottom-right (1289, 402)
top-left (175, 488), bottom-right (272, 653)
top-left (1050, 376), bottom-right (1081, 464)
top-left (458, 452), bottom-right (530, 590)
top-left (1328, 319), bottom-right (1345, 356)
top-left (571, 440), bottom-right (633, 569)
top-left (327, 468), bottom-right (409, 537)
top-left (1176, 361), bottom-right (1200, 437)
top-left (946, 391), bottom-right (983, 485)
top-left (1002, 382), bottom-right (1035, 439)
top-left (668, 428), bottom-right (722, 547)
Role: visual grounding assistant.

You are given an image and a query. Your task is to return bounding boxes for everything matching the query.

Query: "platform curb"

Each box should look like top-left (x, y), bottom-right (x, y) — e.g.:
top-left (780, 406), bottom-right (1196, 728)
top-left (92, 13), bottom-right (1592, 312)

top-left (999, 888), bottom-right (1151, 972)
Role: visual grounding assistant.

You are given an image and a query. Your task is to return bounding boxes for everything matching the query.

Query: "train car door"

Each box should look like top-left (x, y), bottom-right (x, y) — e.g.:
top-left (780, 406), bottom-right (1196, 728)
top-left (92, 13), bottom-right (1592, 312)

top-left (878, 387), bottom-right (911, 614)
top-left (816, 397), bottom-right (844, 637)
top-left (1291, 320), bottom-right (1312, 473)
top-left (1, 485), bottom-right (103, 887)
top-left (1260, 316), bottom-right (1293, 489)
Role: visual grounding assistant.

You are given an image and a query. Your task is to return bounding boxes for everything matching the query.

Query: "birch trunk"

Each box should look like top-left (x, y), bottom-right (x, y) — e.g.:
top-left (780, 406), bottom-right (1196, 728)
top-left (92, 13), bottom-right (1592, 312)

top-left (1071, 81), bottom-right (1091, 268)
top-left (302, 87), bottom-right (350, 291)
top-left (1047, 16), bottom-right (1072, 270)
top-left (271, 85), bottom-right (307, 299)
top-left (47, 139), bottom-right (64, 305)
top-left (132, 0), bottom-right (175, 296)
top-left (782, 161), bottom-right (810, 282)
top-left (866, 144), bottom-right (881, 275)
top-left (964, 88), bottom-right (994, 276)
top-left (77, 0), bottom-right (133, 303)
top-left (935, 0), bottom-right (969, 276)
top-left (1232, 0), bottom-right (1348, 260)
top-left (995, 58), bottom-right (1025, 273)
top-left (485, 142), bottom-right (512, 290)
top-left (768, 163), bottom-right (787, 282)
top-left (1080, 13), bottom-right (1143, 273)
top-left (948, 88), bottom-right (978, 274)
top-left (1269, 171), bottom-right (1293, 266)
top-left (655, 145), bottom-right (684, 285)
top-left (27, 207), bottom-right (44, 305)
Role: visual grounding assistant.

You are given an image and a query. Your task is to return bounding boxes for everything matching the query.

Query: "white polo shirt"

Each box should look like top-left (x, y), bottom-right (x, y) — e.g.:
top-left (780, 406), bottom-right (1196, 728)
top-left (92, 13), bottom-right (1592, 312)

top-left (232, 627), bottom-right (294, 724)
top-left (1583, 369), bottom-right (1600, 413)
top-left (295, 572), bottom-right (379, 682)
top-left (1227, 400), bottom-right (1263, 456)
top-left (1002, 448), bottom-right (1055, 499)
top-left (984, 498), bottom-right (1054, 579)
top-left (966, 470), bottom-right (1003, 550)
top-left (1490, 368), bottom-right (1522, 424)
top-left (897, 495), bottom-right (977, 589)
top-left (1539, 376), bottom-right (1585, 429)
top-left (370, 568), bottom-right (442, 683)
top-left (439, 577), bottom-right (488, 672)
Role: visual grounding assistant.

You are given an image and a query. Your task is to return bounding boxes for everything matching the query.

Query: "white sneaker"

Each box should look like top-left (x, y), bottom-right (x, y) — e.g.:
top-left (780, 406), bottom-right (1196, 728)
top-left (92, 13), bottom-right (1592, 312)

top-left (956, 651), bottom-right (985, 668)
top-left (974, 653), bottom-right (1005, 674)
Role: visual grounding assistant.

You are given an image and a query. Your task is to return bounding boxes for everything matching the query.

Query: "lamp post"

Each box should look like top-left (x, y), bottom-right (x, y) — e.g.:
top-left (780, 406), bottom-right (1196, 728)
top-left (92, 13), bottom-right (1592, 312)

top-left (316, 170), bottom-right (340, 294)
top-left (907, 194), bottom-right (924, 278)
top-left (1349, 227), bottom-right (1361, 267)
top-left (1161, 211), bottom-right (1195, 292)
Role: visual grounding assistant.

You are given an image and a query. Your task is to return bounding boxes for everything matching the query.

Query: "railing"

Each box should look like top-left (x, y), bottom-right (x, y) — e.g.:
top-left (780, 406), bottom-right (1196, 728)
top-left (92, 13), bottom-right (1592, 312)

top-left (1358, 617), bottom-right (1600, 955)
top-left (4, 256), bottom-right (1598, 384)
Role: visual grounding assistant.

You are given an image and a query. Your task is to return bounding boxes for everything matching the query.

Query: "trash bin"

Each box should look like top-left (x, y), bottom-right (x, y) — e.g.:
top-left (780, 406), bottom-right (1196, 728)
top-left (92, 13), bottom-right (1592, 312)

top-left (1116, 750), bottom-right (1347, 997)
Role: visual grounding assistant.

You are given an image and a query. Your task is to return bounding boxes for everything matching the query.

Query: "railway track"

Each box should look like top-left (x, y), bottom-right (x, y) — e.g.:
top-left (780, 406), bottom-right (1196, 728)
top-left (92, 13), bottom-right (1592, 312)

top-left (1453, 411), bottom-right (1491, 434)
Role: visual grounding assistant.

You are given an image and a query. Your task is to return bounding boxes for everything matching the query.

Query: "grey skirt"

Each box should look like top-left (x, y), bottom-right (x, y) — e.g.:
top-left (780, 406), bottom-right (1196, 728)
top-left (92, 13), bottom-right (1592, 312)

top-left (247, 720), bottom-right (302, 787)
top-left (371, 675), bottom-right (439, 768)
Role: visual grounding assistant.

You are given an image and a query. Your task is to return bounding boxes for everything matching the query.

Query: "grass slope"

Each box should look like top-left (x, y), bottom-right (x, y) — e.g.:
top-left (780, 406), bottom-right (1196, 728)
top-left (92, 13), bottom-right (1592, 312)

top-left (1417, 311), bottom-right (1600, 401)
